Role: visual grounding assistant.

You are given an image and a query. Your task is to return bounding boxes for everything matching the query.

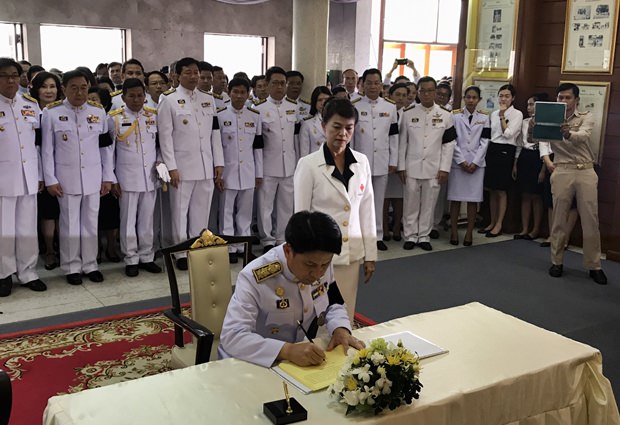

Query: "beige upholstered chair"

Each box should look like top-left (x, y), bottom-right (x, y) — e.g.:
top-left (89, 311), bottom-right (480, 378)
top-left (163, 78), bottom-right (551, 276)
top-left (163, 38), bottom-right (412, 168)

top-left (161, 231), bottom-right (254, 368)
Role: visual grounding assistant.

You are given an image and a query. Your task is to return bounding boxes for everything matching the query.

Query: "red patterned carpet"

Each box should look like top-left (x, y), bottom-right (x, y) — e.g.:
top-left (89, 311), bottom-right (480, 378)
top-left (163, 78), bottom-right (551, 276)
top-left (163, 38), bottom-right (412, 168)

top-left (0, 307), bottom-right (184, 425)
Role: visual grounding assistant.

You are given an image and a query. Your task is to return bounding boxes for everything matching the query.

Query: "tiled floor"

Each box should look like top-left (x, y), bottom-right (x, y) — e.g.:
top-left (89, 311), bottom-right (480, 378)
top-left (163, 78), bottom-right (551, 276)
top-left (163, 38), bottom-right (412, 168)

top-left (0, 230), bottom-right (518, 325)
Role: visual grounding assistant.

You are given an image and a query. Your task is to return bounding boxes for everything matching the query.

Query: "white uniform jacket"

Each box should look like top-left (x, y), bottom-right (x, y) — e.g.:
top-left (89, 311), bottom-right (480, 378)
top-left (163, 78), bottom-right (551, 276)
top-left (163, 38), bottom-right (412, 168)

top-left (298, 114), bottom-right (326, 158)
top-left (217, 105), bottom-right (264, 190)
top-left (254, 96), bottom-right (299, 178)
top-left (218, 244), bottom-right (351, 368)
top-left (294, 145), bottom-right (378, 265)
top-left (110, 106), bottom-right (159, 192)
top-left (0, 93), bottom-right (41, 196)
top-left (398, 103), bottom-right (456, 179)
top-left (157, 86), bottom-right (224, 180)
top-left (42, 99), bottom-right (114, 195)
top-left (452, 109), bottom-right (491, 169)
top-left (351, 96), bottom-right (399, 176)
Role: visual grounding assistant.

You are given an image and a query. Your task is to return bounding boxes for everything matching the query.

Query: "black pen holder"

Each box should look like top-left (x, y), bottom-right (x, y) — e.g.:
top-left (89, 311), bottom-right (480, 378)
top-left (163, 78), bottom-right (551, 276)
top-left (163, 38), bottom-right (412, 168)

top-left (263, 398), bottom-right (307, 424)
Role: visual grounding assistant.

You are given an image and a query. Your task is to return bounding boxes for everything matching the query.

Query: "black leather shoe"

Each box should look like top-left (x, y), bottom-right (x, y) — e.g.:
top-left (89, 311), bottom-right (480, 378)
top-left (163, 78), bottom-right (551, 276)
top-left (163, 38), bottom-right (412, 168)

top-left (429, 230), bottom-right (440, 239)
top-left (86, 270), bottom-right (104, 283)
top-left (22, 279), bottom-right (47, 292)
top-left (549, 264), bottom-right (563, 278)
top-left (418, 242), bottom-right (433, 251)
top-left (486, 231), bottom-right (502, 238)
top-left (463, 239), bottom-right (473, 247)
top-left (376, 241), bottom-right (388, 251)
top-left (382, 234), bottom-right (392, 241)
top-left (589, 269), bottom-right (607, 285)
top-left (513, 234), bottom-right (524, 240)
top-left (262, 245), bottom-right (274, 254)
top-left (229, 253), bottom-right (239, 264)
top-left (138, 262), bottom-right (162, 273)
top-left (125, 265), bottom-right (139, 277)
top-left (0, 276), bottom-right (12, 297)
top-left (403, 241), bottom-right (415, 250)
top-left (66, 273), bottom-right (83, 285)
top-left (450, 238), bottom-right (458, 246)
top-left (393, 234), bottom-right (402, 242)
top-left (176, 258), bottom-right (188, 270)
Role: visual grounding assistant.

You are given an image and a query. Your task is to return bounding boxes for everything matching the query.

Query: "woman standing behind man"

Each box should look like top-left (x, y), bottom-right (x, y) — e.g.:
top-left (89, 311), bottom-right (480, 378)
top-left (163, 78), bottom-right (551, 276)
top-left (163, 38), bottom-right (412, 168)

top-left (448, 86), bottom-right (491, 246)
top-left (480, 84), bottom-right (522, 237)
top-left (298, 86), bottom-right (331, 158)
top-left (294, 98), bottom-right (377, 323)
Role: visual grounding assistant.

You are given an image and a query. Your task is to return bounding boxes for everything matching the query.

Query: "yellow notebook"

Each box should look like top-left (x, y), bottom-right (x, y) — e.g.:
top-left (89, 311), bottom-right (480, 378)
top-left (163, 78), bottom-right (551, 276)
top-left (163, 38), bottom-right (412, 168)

top-left (273, 348), bottom-right (349, 393)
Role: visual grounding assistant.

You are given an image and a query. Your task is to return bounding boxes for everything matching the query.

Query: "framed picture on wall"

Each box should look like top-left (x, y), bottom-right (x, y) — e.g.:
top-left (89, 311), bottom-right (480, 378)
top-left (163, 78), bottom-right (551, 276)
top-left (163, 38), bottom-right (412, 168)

top-left (473, 78), bottom-right (509, 114)
top-left (559, 80), bottom-right (611, 163)
top-left (474, 0), bottom-right (519, 71)
top-left (562, 0), bottom-right (619, 74)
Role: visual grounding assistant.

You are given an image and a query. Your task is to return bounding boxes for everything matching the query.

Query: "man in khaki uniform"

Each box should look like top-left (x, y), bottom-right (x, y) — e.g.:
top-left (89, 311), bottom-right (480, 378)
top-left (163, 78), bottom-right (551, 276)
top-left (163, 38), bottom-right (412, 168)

top-left (546, 82), bottom-right (606, 285)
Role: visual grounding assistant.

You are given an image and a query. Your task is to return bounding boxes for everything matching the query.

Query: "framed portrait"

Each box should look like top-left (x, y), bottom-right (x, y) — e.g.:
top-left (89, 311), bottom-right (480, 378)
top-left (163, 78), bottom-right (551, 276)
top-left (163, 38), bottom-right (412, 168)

top-left (473, 78), bottom-right (510, 114)
top-left (559, 80), bottom-right (611, 163)
top-left (562, 0), bottom-right (619, 74)
top-left (474, 0), bottom-right (519, 71)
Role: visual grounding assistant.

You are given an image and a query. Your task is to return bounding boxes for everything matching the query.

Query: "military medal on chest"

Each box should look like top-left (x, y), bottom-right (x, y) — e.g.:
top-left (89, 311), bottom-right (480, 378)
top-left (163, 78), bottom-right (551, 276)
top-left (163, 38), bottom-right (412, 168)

top-left (275, 286), bottom-right (289, 309)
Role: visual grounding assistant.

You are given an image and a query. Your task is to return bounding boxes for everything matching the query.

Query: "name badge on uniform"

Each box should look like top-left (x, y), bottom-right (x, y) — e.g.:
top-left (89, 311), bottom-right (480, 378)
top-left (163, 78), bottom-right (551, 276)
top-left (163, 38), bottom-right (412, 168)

top-left (277, 298), bottom-right (290, 309)
top-left (201, 102), bottom-right (211, 108)
top-left (121, 122), bottom-right (131, 127)
top-left (311, 283), bottom-right (327, 300)
top-left (87, 115), bottom-right (100, 124)
top-left (245, 122), bottom-right (255, 128)
top-left (475, 120), bottom-right (486, 125)
top-left (411, 117), bottom-right (419, 123)
top-left (379, 112), bottom-right (390, 117)
top-left (59, 116), bottom-right (68, 121)
top-left (286, 110), bottom-right (296, 115)
top-left (360, 111), bottom-right (368, 116)
top-left (177, 99), bottom-right (186, 104)
top-left (432, 118), bottom-right (443, 124)
top-left (223, 121), bottom-right (232, 127)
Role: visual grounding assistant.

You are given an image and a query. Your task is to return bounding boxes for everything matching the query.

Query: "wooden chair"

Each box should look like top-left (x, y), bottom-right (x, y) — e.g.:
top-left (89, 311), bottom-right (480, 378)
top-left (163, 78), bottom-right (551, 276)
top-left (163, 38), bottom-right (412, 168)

top-left (0, 369), bottom-right (12, 425)
top-left (160, 232), bottom-right (254, 368)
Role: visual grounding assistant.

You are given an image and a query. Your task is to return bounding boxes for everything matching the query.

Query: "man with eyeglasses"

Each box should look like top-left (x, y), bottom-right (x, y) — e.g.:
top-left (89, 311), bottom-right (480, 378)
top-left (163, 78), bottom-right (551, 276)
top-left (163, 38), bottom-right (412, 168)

top-left (0, 58), bottom-right (48, 296)
top-left (158, 57), bottom-right (224, 270)
top-left (398, 76), bottom-right (456, 252)
top-left (350, 68), bottom-right (399, 251)
top-left (145, 71), bottom-right (169, 108)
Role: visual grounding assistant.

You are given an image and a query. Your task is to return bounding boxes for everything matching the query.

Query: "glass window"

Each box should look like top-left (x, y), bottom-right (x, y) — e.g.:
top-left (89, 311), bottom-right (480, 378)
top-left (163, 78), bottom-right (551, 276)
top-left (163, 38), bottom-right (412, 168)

top-left (428, 49), bottom-right (454, 79)
top-left (204, 34), bottom-right (265, 78)
top-left (40, 25), bottom-right (125, 72)
top-left (0, 22), bottom-right (24, 60)
top-left (437, 0), bottom-right (462, 43)
top-left (383, 0), bottom-right (461, 43)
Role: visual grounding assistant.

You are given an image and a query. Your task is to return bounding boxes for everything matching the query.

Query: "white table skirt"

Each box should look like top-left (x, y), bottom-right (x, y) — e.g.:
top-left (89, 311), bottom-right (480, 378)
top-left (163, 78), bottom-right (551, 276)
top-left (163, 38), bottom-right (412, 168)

top-left (43, 302), bottom-right (620, 425)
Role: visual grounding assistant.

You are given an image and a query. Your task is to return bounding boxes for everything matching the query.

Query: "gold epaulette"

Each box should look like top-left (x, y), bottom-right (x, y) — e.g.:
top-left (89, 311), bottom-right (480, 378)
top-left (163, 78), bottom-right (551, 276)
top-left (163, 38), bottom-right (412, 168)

top-left (351, 97), bottom-right (361, 104)
top-left (303, 115), bottom-right (314, 121)
top-left (87, 100), bottom-right (104, 109)
top-left (144, 106), bottom-right (157, 114)
top-left (109, 107), bottom-right (124, 117)
top-left (163, 88), bottom-right (176, 96)
top-left (440, 105), bottom-right (451, 112)
top-left (254, 99), bottom-right (267, 106)
top-left (300, 98), bottom-right (311, 105)
top-left (111, 89), bottom-right (122, 97)
top-left (216, 106), bottom-right (227, 113)
top-left (385, 97), bottom-right (396, 104)
top-left (22, 93), bottom-right (38, 104)
top-left (403, 104), bottom-right (416, 112)
top-left (247, 106), bottom-right (260, 114)
top-left (285, 97), bottom-right (297, 105)
top-left (212, 92), bottom-right (223, 100)
top-left (46, 100), bottom-right (63, 109)
top-left (252, 261), bottom-right (282, 283)
top-left (198, 88), bottom-right (210, 95)
top-left (452, 108), bottom-right (463, 114)
top-left (477, 109), bottom-right (489, 115)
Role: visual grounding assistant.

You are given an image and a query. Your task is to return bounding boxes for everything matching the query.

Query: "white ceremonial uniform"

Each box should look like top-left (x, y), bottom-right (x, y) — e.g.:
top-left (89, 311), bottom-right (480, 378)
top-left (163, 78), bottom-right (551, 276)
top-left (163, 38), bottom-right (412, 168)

top-left (110, 106), bottom-right (159, 266)
top-left (398, 103), bottom-right (456, 243)
top-left (42, 99), bottom-right (114, 274)
top-left (298, 114), bottom-right (325, 158)
top-left (208, 93), bottom-right (230, 231)
top-left (110, 90), bottom-right (124, 110)
top-left (158, 86), bottom-right (224, 246)
top-left (350, 95), bottom-right (399, 240)
top-left (254, 96), bottom-right (299, 247)
top-left (212, 92), bottom-right (230, 110)
top-left (447, 109), bottom-right (491, 203)
top-left (145, 93), bottom-right (158, 109)
top-left (218, 244), bottom-right (351, 368)
top-left (294, 145), bottom-right (377, 321)
top-left (296, 98), bottom-right (311, 119)
top-left (217, 105), bottom-right (263, 252)
top-left (0, 93), bottom-right (42, 284)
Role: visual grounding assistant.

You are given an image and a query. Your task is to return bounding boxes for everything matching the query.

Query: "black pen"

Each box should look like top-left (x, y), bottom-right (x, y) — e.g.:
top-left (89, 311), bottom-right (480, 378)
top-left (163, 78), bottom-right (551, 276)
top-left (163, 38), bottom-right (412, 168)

top-left (296, 320), bottom-right (314, 343)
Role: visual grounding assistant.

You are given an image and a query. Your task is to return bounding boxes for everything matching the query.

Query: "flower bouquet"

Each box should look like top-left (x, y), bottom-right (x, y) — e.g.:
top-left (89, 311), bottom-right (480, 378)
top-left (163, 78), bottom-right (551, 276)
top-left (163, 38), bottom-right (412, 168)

top-left (329, 338), bottom-right (423, 415)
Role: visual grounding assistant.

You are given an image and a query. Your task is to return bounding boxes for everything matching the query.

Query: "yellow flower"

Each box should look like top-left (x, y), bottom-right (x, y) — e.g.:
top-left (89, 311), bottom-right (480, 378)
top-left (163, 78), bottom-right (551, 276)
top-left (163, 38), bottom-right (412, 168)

top-left (386, 355), bottom-right (400, 365)
top-left (346, 376), bottom-right (358, 391)
top-left (357, 348), bottom-right (369, 359)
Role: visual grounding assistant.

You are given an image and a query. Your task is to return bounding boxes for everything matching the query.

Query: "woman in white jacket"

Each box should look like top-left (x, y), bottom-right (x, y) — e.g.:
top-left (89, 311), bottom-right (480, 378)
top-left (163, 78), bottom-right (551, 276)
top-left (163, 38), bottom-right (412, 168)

top-left (294, 98), bottom-right (377, 323)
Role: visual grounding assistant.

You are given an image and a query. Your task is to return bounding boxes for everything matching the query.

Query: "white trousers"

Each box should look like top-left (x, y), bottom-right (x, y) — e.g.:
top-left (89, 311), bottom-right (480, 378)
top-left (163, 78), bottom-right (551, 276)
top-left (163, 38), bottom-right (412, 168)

top-left (120, 190), bottom-right (157, 265)
top-left (372, 175), bottom-right (388, 240)
top-left (0, 194), bottom-right (38, 283)
top-left (219, 188), bottom-right (254, 253)
top-left (403, 177), bottom-right (440, 243)
top-left (334, 262), bottom-right (361, 325)
top-left (58, 193), bottom-right (100, 274)
top-left (169, 179), bottom-right (214, 245)
top-left (257, 176), bottom-right (294, 246)
top-left (433, 182), bottom-right (449, 229)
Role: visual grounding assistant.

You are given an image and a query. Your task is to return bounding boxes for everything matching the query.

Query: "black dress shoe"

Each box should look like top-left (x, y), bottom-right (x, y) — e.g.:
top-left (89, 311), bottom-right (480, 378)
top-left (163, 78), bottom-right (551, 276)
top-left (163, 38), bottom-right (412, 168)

top-left (463, 239), bottom-right (473, 247)
top-left (0, 276), bottom-right (12, 297)
top-left (418, 242), bottom-right (433, 251)
top-left (22, 279), bottom-right (47, 292)
top-left (450, 237), bottom-right (459, 245)
top-left (382, 234), bottom-right (392, 242)
top-left (403, 241), bottom-right (415, 250)
top-left (513, 234), bottom-right (524, 240)
top-left (86, 270), bottom-right (105, 282)
top-left (392, 234), bottom-right (402, 242)
top-left (125, 265), bottom-right (139, 277)
top-left (66, 273), bottom-right (83, 285)
top-left (540, 241), bottom-right (551, 247)
top-left (429, 230), bottom-right (440, 239)
top-left (229, 253), bottom-right (239, 264)
top-left (138, 262), bottom-right (162, 273)
top-left (549, 264), bottom-right (563, 278)
top-left (376, 241), bottom-right (388, 251)
top-left (589, 269), bottom-right (607, 285)
top-left (263, 245), bottom-right (274, 254)
top-left (176, 258), bottom-right (188, 270)
top-left (486, 231), bottom-right (502, 238)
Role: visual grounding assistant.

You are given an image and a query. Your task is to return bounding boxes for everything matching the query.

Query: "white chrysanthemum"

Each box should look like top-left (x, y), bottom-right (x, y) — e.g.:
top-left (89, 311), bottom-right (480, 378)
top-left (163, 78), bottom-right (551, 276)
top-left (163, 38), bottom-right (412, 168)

top-left (342, 390), bottom-right (360, 406)
top-left (331, 380), bottom-right (344, 394)
top-left (370, 352), bottom-right (385, 365)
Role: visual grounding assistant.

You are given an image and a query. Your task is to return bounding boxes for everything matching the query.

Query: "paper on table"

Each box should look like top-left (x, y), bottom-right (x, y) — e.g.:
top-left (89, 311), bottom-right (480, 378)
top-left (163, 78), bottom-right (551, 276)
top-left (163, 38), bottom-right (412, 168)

top-left (380, 331), bottom-right (448, 359)
top-left (272, 348), bottom-right (349, 393)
